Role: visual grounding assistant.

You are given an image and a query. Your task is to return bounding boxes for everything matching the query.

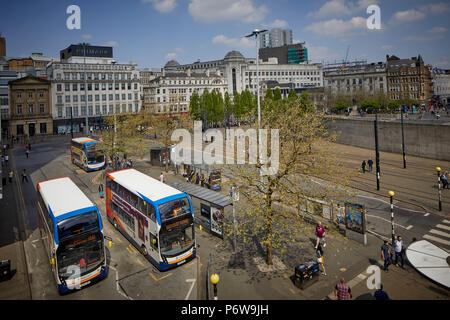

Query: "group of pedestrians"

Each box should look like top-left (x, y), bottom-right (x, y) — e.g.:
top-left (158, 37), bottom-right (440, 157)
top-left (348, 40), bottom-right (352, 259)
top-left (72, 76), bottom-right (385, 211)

top-left (440, 170), bottom-right (449, 189)
top-left (381, 236), bottom-right (405, 271)
top-left (361, 159), bottom-right (374, 173)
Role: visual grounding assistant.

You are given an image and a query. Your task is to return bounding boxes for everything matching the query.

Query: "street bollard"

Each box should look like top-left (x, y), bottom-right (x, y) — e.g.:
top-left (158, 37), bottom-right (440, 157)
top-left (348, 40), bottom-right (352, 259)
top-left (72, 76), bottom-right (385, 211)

top-left (210, 273), bottom-right (220, 300)
top-left (388, 191), bottom-right (395, 245)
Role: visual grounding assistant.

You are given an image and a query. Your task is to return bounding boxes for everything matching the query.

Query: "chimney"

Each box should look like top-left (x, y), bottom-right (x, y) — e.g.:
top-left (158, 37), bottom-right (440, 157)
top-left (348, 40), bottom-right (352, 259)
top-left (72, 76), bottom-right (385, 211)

top-left (0, 36), bottom-right (6, 56)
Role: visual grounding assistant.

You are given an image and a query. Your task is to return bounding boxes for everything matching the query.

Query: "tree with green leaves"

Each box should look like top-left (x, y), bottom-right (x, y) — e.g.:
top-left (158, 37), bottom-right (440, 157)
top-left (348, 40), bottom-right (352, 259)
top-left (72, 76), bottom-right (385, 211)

top-left (273, 88), bottom-right (282, 101)
top-left (189, 90), bottom-right (202, 120)
top-left (265, 88), bottom-right (273, 101)
top-left (288, 89), bottom-right (297, 101)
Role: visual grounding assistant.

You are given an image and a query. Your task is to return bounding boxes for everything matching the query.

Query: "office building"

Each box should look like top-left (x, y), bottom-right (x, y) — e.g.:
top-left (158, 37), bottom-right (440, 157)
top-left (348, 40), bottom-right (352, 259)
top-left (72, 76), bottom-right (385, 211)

top-left (259, 29), bottom-right (293, 49)
top-left (259, 43), bottom-right (308, 64)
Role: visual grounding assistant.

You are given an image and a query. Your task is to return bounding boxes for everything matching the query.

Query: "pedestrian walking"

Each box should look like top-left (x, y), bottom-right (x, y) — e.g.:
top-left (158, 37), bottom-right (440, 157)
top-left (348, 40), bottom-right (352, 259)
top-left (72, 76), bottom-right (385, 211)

top-left (1, 155), bottom-right (4, 167)
top-left (5, 155), bottom-right (8, 166)
top-left (361, 160), bottom-right (366, 173)
top-left (381, 240), bottom-right (392, 271)
top-left (336, 203), bottom-right (345, 225)
top-left (373, 284), bottom-right (390, 300)
top-left (21, 169), bottom-right (28, 183)
top-left (99, 184), bottom-right (104, 198)
top-left (441, 171), bottom-right (449, 189)
top-left (8, 169), bottom-right (13, 183)
top-left (316, 243), bottom-right (326, 276)
top-left (3, 144), bottom-right (6, 154)
top-left (25, 148), bottom-right (30, 158)
top-left (394, 236), bottom-right (405, 268)
top-left (334, 278), bottom-right (352, 300)
top-left (315, 221), bottom-right (326, 249)
top-left (160, 172), bottom-right (165, 183)
top-left (368, 159), bottom-right (373, 172)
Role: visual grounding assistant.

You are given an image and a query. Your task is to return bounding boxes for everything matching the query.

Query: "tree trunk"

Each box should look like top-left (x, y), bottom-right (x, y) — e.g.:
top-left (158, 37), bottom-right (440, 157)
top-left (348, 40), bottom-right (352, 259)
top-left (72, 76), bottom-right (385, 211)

top-left (265, 191), bottom-right (274, 265)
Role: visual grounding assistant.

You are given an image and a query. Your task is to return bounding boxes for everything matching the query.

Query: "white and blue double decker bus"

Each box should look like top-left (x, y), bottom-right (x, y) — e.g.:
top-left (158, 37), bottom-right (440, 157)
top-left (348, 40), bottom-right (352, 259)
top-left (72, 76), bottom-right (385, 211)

top-left (70, 137), bottom-right (106, 172)
top-left (36, 177), bottom-right (107, 294)
top-left (105, 169), bottom-right (196, 271)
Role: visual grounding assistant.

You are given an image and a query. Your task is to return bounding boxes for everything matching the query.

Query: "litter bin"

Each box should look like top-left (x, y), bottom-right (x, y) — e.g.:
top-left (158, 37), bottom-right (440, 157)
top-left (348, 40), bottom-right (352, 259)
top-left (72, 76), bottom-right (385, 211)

top-left (0, 260), bottom-right (11, 279)
top-left (294, 259), bottom-right (320, 290)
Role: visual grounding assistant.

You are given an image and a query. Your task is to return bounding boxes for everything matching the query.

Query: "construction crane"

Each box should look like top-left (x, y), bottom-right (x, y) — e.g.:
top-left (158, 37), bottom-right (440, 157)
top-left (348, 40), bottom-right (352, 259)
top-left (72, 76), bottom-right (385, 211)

top-left (340, 45), bottom-right (351, 70)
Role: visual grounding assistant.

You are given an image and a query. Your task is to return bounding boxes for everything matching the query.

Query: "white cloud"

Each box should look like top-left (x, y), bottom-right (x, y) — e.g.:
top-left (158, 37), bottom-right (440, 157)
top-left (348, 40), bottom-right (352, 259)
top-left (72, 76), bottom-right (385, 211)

top-left (142, 0), bottom-right (177, 13)
top-left (427, 26), bottom-right (447, 33)
top-left (381, 45), bottom-right (394, 50)
top-left (308, 0), bottom-right (378, 19)
top-left (389, 9), bottom-right (426, 24)
top-left (212, 34), bottom-right (254, 49)
top-left (305, 42), bottom-right (340, 62)
top-left (166, 52), bottom-right (178, 59)
top-left (403, 34), bottom-right (444, 41)
top-left (422, 2), bottom-right (450, 14)
top-left (103, 41), bottom-right (119, 47)
top-left (304, 16), bottom-right (367, 36)
top-left (189, 0), bottom-right (268, 23)
top-left (263, 19), bottom-right (288, 28)
top-left (82, 34), bottom-right (92, 40)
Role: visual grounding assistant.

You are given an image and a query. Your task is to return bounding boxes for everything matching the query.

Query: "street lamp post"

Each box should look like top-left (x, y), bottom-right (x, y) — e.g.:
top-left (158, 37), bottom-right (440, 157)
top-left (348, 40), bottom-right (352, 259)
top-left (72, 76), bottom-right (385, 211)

top-left (80, 42), bottom-right (90, 136)
top-left (374, 113), bottom-right (381, 190)
top-left (436, 167), bottom-right (442, 211)
top-left (388, 191), bottom-right (395, 245)
top-left (401, 107), bottom-right (406, 169)
top-left (210, 273), bottom-right (220, 300)
top-left (112, 61), bottom-right (117, 168)
top-left (245, 29), bottom-right (267, 133)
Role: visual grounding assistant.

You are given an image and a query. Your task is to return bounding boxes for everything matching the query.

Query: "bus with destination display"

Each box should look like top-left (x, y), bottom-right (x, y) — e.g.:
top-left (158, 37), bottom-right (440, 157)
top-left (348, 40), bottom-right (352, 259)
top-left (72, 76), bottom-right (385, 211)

top-left (36, 177), bottom-right (107, 294)
top-left (70, 137), bottom-right (105, 172)
top-left (105, 169), bottom-right (196, 270)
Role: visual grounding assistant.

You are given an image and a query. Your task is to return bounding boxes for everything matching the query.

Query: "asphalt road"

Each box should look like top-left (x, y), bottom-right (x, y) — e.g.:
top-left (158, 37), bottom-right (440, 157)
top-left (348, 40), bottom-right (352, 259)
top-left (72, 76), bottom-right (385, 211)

top-left (11, 139), bottom-right (197, 299)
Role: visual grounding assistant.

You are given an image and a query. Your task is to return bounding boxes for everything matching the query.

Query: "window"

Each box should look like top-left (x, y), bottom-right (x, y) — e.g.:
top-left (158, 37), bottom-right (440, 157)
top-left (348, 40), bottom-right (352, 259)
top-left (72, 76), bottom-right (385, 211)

top-left (115, 94), bottom-right (120, 100)
top-left (40, 104), bottom-right (45, 113)
top-left (95, 94), bottom-right (100, 101)
top-left (57, 96), bottom-right (62, 103)
top-left (28, 104), bottom-right (34, 114)
top-left (66, 106), bottom-right (72, 117)
top-left (88, 95), bottom-right (93, 102)
top-left (95, 83), bottom-right (99, 91)
top-left (40, 123), bottom-right (47, 134)
top-left (73, 84), bottom-right (78, 91)
top-left (121, 83), bottom-right (125, 90)
top-left (122, 94), bottom-right (126, 100)
top-left (57, 84), bottom-right (62, 92)
top-left (65, 96), bottom-right (70, 103)
top-left (81, 106), bottom-right (86, 116)
top-left (88, 84), bottom-right (92, 91)
top-left (88, 105), bottom-right (93, 116)
top-left (95, 105), bottom-right (100, 114)
top-left (58, 107), bottom-right (63, 117)
top-left (73, 106), bottom-right (79, 117)
top-left (17, 124), bottom-right (24, 135)
top-left (73, 95), bottom-right (78, 102)
top-left (102, 105), bottom-right (107, 114)
top-left (128, 93), bottom-right (132, 100)
top-left (109, 104), bottom-right (113, 114)
top-left (102, 94), bottom-right (107, 101)
top-left (17, 104), bottom-right (22, 114)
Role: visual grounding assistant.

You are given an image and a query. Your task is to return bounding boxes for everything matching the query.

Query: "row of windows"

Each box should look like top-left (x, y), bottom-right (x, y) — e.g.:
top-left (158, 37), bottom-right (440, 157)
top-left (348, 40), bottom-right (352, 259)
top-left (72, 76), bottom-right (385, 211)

top-left (56, 93), bottom-right (139, 103)
top-left (56, 72), bottom-right (138, 81)
top-left (390, 93), bottom-right (423, 100)
top-left (108, 178), bottom-right (156, 223)
top-left (389, 78), bottom-right (421, 84)
top-left (245, 70), bottom-right (320, 77)
top-left (389, 85), bottom-right (422, 92)
top-left (333, 84), bottom-right (384, 92)
top-left (111, 201), bottom-right (136, 231)
top-left (157, 79), bottom-right (221, 86)
top-left (57, 104), bottom-right (139, 117)
top-left (16, 123), bottom-right (47, 135)
top-left (56, 82), bottom-right (139, 92)
top-left (388, 70), bottom-right (419, 76)
top-left (15, 104), bottom-right (46, 115)
top-left (15, 92), bottom-right (46, 99)
top-left (54, 63), bottom-right (136, 71)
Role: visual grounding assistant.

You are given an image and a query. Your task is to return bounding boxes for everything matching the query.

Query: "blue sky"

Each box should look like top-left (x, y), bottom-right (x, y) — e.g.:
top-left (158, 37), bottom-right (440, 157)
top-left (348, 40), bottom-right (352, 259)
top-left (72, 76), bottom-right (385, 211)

top-left (0, 0), bottom-right (449, 68)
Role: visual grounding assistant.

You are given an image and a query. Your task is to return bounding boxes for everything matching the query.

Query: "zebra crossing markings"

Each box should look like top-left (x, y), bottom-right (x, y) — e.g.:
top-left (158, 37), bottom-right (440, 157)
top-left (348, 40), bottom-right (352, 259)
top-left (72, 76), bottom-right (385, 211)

top-left (436, 224), bottom-right (450, 232)
top-left (423, 235), bottom-right (450, 247)
top-left (429, 229), bottom-right (450, 238)
top-left (422, 219), bottom-right (450, 247)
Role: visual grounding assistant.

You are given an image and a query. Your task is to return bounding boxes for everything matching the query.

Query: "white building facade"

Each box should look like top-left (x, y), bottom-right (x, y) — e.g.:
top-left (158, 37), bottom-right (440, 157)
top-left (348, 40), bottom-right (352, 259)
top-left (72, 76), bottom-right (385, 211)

top-left (432, 68), bottom-right (450, 104)
top-left (47, 53), bottom-right (141, 133)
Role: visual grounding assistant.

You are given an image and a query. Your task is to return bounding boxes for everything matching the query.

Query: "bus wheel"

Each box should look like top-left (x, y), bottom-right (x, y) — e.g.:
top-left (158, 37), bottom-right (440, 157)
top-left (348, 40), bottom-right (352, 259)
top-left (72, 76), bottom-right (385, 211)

top-left (141, 245), bottom-right (148, 256)
top-left (113, 219), bottom-right (118, 230)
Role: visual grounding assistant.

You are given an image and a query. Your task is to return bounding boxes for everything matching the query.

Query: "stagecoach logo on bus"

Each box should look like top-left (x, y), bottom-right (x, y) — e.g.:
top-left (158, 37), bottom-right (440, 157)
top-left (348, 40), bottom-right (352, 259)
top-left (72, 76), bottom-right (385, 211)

top-left (172, 121), bottom-right (280, 176)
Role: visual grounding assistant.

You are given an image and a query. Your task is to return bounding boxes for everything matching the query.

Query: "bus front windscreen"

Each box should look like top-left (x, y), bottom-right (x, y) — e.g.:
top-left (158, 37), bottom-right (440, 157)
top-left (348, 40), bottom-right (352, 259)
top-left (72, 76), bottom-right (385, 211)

top-left (56, 211), bottom-right (104, 279)
top-left (159, 198), bottom-right (194, 257)
top-left (86, 143), bottom-right (105, 164)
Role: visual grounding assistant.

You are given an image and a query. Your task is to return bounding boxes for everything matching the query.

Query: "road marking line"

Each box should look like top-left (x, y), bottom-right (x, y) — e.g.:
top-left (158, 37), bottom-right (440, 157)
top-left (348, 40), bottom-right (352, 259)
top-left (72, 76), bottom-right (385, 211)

top-left (436, 224), bottom-right (450, 232)
top-left (137, 258), bottom-right (145, 267)
top-left (149, 272), bottom-right (173, 282)
top-left (406, 225), bottom-right (413, 230)
top-left (116, 237), bottom-right (123, 243)
top-left (423, 234), bottom-right (450, 246)
top-left (126, 247), bottom-right (133, 254)
top-left (185, 279), bottom-right (196, 300)
top-left (442, 219), bottom-right (450, 224)
top-left (128, 244), bottom-right (137, 253)
top-left (424, 213), bottom-right (430, 217)
top-left (429, 229), bottom-right (450, 239)
top-left (366, 214), bottom-right (409, 229)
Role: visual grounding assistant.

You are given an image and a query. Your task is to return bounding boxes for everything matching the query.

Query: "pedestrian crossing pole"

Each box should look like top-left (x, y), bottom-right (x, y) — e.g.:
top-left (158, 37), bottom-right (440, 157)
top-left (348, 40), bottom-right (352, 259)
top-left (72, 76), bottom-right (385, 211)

top-left (401, 108), bottom-right (406, 169)
top-left (436, 167), bottom-right (442, 212)
top-left (388, 191), bottom-right (395, 245)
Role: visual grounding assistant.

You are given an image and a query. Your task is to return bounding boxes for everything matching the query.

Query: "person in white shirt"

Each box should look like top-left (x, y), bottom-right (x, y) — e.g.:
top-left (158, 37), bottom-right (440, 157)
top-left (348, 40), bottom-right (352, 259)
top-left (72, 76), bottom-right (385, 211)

top-left (393, 236), bottom-right (405, 268)
top-left (160, 172), bottom-right (165, 183)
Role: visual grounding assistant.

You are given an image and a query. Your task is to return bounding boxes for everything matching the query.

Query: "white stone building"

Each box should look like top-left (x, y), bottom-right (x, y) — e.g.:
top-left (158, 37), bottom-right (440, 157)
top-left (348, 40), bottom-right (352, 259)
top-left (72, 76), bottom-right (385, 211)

top-left (431, 68), bottom-right (450, 104)
top-left (46, 45), bottom-right (141, 133)
top-left (145, 60), bottom-right (228, 114)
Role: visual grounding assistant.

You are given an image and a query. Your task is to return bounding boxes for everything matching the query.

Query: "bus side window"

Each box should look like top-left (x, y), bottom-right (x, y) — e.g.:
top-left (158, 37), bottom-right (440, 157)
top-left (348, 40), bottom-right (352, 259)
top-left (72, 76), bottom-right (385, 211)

top-left (130, 193), bottom-right (138, 208)
top-left (106, 177), bottom-right (111, 189)
top-left (138, 197), bottom-right (146, 214)
top-left (148, 204), bottom-right (156, 222)
top-left (150, 233), bottom-right (158, 249)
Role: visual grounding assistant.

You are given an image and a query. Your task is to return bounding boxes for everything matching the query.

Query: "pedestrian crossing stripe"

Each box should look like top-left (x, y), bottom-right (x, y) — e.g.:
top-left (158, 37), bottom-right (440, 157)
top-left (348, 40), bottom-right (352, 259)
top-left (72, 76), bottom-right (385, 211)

top-left (436, 224), bottom-right (450, 232)
top-left (429, 229), bottom-right (450, 239)
top-left (442, 219), bottom-right (450, 225)
top-left (423, 234), bottom-right (450, 246)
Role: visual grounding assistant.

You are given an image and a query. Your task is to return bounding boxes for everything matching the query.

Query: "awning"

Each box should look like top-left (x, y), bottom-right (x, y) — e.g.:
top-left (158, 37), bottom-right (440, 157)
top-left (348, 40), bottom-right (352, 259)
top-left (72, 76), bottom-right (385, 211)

top-left (170, 181), bottom-right (232, 208)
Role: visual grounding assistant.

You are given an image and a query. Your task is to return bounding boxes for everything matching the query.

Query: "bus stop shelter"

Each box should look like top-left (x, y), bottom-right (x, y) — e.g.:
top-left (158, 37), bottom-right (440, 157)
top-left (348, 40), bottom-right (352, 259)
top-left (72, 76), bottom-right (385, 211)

top-left (170, 181), bottom-right (232, 238)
